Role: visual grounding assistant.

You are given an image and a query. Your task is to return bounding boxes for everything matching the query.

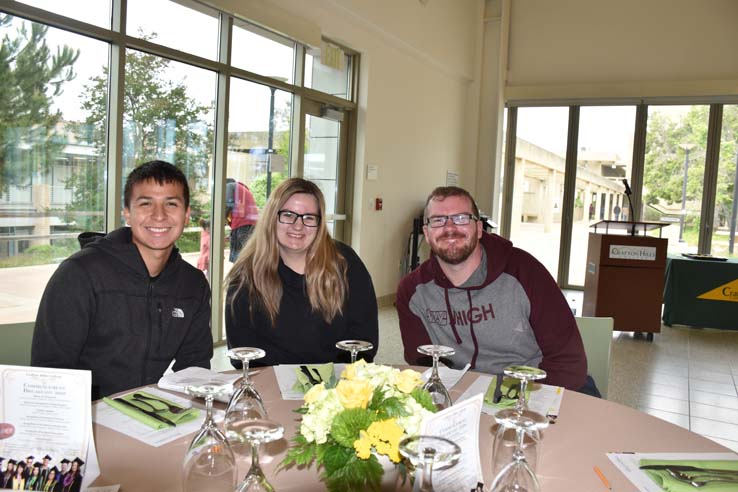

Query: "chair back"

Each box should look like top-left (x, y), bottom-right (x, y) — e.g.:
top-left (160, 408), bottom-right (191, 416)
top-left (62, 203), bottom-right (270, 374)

top-left (0, 322), bottom-right (34, 366)
top-left (575, 316), bottom-right (614, 399)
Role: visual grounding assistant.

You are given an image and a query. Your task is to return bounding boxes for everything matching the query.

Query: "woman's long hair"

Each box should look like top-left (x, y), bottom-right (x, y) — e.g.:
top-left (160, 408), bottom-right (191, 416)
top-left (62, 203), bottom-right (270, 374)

top-left (226, 178), bottom-right (348, 326)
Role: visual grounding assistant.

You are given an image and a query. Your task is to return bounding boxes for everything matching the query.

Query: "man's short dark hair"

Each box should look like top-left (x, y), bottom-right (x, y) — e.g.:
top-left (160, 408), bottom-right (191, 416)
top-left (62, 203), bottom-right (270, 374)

top-left (124, 160), bottom-right (190, 209)
top-left (424, 186), bottom-right (481, 220)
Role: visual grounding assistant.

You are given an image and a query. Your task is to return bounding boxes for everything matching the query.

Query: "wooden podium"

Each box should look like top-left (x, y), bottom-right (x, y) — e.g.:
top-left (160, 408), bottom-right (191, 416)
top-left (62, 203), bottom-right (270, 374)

top-left (582, 221), bottom-right (668, 341)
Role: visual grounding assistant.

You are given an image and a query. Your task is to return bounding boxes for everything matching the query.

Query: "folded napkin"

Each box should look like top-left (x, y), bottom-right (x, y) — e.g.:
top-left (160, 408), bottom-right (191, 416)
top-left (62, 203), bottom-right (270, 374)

top-left (640, 459), bottom-right (738, 492)
top-left (292, 363), bottom-right (335, 393)
top-left (483, 374), bottom-right (536, 409)
top-left (103, 390), bottom-right (200, 430)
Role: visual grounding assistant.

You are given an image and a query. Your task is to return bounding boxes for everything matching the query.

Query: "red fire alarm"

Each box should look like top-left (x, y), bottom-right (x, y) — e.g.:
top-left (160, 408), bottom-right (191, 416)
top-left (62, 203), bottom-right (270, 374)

top-left (375, 197), bottom-right (383, 211)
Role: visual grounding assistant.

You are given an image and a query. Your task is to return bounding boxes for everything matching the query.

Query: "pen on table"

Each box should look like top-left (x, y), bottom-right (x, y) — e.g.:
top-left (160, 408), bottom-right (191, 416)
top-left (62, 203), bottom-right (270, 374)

top-left (594, 465), bottom-right (612, 491)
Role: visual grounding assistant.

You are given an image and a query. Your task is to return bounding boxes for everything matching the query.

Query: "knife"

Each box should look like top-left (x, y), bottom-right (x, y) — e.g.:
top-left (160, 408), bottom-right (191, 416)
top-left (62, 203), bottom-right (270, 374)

top-left (114, 397), bottom-right (177, 427)
top-left (639, 465), bottom-right (738, 475)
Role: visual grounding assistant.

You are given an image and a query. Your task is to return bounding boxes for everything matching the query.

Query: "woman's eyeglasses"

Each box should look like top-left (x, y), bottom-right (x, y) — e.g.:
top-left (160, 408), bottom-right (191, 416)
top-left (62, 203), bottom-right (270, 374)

top-left (277, 210), bottom-right (321, 227)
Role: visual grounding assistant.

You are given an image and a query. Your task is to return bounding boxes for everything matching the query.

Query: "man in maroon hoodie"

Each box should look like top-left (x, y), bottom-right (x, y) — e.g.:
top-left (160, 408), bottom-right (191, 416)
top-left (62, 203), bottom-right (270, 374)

top-left (397, 186), bottom-right (598, 395)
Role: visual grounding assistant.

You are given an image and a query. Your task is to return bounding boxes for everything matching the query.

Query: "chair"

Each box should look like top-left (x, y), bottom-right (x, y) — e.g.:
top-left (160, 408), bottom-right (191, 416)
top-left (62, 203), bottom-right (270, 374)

top-left (0, 322), bottom-right (35, 366)
top-left (575, 316), bottom-right (614, 399)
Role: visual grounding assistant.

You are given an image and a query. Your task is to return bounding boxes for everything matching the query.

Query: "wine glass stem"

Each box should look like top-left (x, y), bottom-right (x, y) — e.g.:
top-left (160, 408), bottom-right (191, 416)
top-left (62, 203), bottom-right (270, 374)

top-left (516, 378), bottom-right (529, 411)
top-left (350, 349), bottom-right (357, 363)
top-left (513, 426), bottom-right (526, 461)
top-left (419, 460), bottom-right (435, 492)
top-left (204, 394), bottom-right (214, 424)
top-left (249, 441), bottom-right (262, 475)
top-left (242, 359), bottom-right (251, 386)
top-left (431, 353), bottom-right (440, 380)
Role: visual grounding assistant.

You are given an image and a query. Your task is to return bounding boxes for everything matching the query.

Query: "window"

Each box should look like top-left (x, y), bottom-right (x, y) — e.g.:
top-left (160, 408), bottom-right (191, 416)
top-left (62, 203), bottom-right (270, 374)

top-left (232, 20), bottom-right (295, 84)
top-left (0, 1), bottom-right (358, 338)
top-left (643, 105), bottom-right (708, 254)
top-left (127, 0), bottom-right (219, 60)
top-left (0, 14), bottom-right (108, 324)
top-left (567, 106), bottom-right (636, 286)
top-left (508, 107), bottom-right (569, 279)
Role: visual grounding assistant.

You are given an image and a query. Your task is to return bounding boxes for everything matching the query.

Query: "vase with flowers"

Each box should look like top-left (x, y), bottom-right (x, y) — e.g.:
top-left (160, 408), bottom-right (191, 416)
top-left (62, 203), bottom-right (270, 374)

top-left (281, 360), bottom-right (437, 492)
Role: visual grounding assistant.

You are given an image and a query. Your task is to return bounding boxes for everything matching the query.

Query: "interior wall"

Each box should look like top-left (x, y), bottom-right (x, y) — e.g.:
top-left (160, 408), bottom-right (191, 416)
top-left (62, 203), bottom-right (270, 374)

top-left (207, 0), bottom-right (485, 298)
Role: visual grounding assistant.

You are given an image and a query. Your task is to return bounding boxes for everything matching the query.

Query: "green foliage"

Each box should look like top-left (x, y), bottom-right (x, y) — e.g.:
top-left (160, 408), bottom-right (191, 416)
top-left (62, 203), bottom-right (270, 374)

top-left (0, 240), bottom-right (77, 268)
top-left (175, 230), bottom-right (200, 254)
top-left (410, 387), bottom-right (438, 412)
top-left (643, 106), bottom-right (738, 227)
top-left (330, 408), bottom-right (376, 448)
top-left (374, 396), bottom-right (409, 420)
top-left (0, 15), bottom-right (79, 193)
top-left (280, 434), bottom-right (318, 469)
top-left (321, 447), bottom-right (382, 492)
top-left (249, 171), bottom-right (288, 208)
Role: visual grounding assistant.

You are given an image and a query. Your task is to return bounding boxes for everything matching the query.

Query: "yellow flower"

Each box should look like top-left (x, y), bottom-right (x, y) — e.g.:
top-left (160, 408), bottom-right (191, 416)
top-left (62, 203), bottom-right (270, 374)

top-left (394, 369), bottom-right (423, 393)
top-left (353, 430), bottom-right (372, 459)
top-left (303, 382), bottom-right (325, 404)
top-left (365, 419), bottom-right (404, 463)
top-left (341, 364), bottom-right (356, 380)
top-left (340, 359), bottom-right (367, 381)
top-left (336, 379), bottom-right (373, 409)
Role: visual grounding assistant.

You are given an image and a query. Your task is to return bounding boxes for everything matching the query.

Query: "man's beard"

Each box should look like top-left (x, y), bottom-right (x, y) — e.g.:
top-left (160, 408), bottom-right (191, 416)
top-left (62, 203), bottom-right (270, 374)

top-left (431, 231), bottom-right (478, 265)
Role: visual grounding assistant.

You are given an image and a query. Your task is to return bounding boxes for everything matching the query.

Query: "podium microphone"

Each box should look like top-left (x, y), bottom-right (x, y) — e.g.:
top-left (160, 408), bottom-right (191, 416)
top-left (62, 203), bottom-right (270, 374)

top-left (622, 178), bottom-right (632, 196)
top-left (622, 179), bottom-right (636, 235)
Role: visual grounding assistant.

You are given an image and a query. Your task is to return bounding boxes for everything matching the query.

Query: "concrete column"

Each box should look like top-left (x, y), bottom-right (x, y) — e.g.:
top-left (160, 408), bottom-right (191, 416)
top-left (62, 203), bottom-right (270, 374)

top-left (543, 169), bottom-right (556, 233)
top-left (510, 158), bottom-right (526, 238)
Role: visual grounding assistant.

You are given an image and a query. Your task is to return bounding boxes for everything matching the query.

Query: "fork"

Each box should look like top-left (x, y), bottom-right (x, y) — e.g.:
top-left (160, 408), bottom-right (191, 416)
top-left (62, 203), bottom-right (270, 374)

top-left (666, 468), bottom-right (738, 487)
top-left (132, 393), bottom-right (189, 414)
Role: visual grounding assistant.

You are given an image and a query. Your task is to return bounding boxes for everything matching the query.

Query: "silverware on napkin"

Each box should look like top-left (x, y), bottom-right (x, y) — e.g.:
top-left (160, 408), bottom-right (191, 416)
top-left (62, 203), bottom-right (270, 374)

top-left (114, 397), bottom-right (177, 427)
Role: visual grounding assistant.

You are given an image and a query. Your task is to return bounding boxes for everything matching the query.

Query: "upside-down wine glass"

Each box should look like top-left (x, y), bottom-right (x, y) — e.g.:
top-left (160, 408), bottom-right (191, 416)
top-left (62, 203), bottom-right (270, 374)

top-left (231, 418), bottom-right (284, 492)
top-left (335, 339), bottom-right (374, 363)
top-left (417, 344), bottom-right (455, 410)
top-left (490, 409), bottom-right (549, 492)
top-left (502, 365), bottom-right (547, 413)
top-left (399, 435), bottom-right (461, 492)
top-left (225, 347), bottom-right (267, 452)
top-left (182, 382), bottom-right (237, 492)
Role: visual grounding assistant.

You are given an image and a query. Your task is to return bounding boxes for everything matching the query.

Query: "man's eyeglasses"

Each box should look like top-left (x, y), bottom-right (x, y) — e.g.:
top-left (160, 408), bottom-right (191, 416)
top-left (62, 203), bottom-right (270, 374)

top-left (277, 210), bottom-right (321, 227)
top-left (425, 213), bottom-right (478, 228)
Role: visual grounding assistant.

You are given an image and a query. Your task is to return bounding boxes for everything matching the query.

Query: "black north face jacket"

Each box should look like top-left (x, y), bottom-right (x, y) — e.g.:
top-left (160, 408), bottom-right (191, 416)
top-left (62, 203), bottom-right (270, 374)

top-left (32, 227), bottom-right (213, 400)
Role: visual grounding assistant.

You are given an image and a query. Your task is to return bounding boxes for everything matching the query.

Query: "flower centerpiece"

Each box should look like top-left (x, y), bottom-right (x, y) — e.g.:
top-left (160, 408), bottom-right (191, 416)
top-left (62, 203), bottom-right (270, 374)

top-left (281, 360), bottom-right (437, 492)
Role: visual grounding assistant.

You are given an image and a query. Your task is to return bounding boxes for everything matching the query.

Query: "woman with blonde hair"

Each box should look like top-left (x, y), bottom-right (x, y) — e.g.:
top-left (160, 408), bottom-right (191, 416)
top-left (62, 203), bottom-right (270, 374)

top-left (226, 178), bottom-right (378, 366)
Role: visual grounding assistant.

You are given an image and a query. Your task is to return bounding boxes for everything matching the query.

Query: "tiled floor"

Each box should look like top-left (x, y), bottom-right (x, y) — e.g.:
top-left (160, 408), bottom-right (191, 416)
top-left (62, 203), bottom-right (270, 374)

top-left (216, 301), bottom-right (738, 453)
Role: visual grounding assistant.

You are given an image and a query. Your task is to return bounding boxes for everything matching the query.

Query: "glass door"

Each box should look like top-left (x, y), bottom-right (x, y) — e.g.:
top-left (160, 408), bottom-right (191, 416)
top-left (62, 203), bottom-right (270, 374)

top-left (300, 99), bottom-right (350, 241)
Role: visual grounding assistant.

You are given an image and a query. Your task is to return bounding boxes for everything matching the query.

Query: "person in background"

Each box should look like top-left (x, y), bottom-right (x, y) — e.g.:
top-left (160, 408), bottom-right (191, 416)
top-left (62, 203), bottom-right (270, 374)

top-left (41, 467), bottom-right (59, 492)
top-left (1, 459), bottom-right (15, 488)
top-left (226, 178), bottom-right (378, 366)
top-left (11, 461), bottom-right (25, 490)
top-left (226, 178), bottom-right (259, 262)
top-left (396, 186), bottom-right (598, 395)
top-left (196, 218), bottom-right (211, 277)
top-left (24, 463), bottom-right (41, 490)
top-left (32, 161), bottom-right (213, 400)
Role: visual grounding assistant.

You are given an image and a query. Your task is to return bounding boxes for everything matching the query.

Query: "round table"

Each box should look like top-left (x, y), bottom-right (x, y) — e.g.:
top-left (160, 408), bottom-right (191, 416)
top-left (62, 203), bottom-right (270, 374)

top-left (91, 366), bottom-right (730, 491)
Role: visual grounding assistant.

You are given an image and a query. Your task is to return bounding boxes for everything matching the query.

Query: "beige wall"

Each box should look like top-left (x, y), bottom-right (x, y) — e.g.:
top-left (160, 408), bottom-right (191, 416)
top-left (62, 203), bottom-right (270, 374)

top-left (207, 0), bottom-right (485, 298)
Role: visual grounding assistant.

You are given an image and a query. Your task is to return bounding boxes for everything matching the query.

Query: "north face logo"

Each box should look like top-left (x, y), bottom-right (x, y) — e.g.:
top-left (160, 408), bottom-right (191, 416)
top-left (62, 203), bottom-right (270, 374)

top-left (425, 309), bottom-right (448, 325)
top-left (171, 308), bottom-right (184, 318)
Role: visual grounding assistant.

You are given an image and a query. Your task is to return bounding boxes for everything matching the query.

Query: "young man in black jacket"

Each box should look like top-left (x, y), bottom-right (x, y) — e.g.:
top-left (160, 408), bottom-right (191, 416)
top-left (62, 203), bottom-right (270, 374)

top-left (31, 161), bottom-right (213, 400)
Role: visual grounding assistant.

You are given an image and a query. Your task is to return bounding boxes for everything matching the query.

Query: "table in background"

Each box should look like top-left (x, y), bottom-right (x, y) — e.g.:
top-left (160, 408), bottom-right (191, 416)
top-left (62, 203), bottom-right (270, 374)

top-left (663, 255), bottom-right (738, 329)
top-left (90, 367), bottom-right (731, 491)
